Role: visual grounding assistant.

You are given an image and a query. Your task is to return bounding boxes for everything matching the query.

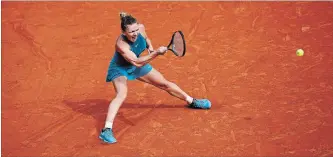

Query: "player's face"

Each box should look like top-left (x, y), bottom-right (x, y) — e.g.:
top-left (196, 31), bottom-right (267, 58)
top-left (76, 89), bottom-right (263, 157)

top-left (124, 23), bottom-right (139, 42)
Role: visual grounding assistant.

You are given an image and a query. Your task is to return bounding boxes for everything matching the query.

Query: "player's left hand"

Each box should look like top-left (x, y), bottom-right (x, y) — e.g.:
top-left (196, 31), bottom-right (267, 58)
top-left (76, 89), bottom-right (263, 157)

top-left (156, 46), bottom-right (168, 55)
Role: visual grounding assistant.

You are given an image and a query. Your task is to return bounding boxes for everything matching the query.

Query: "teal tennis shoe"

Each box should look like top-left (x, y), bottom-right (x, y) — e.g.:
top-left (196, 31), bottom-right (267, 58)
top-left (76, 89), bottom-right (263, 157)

top-left (99, 128), bottom-right (117, 144)
top-left (188, 99), bottom-right (211, 109)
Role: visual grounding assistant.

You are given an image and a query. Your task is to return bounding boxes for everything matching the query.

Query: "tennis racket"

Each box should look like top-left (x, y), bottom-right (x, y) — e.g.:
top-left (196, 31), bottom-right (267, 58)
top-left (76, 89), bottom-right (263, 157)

top-left (166, 31), bottom-right (186, 57)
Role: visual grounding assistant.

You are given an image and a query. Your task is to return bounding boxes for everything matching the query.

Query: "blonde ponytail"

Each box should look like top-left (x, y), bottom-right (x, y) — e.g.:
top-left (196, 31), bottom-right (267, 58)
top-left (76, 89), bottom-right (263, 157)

top-left (119, 11), bottom-right (137, 31)
top-left (119, 11), bottom-right (128, 20)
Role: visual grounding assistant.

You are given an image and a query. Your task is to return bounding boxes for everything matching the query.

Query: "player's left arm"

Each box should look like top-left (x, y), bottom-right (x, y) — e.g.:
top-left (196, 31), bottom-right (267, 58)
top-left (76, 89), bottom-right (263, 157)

top-left (139, 24), bottom-right (154, 54)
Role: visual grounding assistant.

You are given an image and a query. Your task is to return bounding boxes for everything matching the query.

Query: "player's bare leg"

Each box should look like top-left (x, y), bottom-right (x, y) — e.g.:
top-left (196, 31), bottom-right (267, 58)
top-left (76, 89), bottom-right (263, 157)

top-left (99, 76), bottom-right (128, 144)
top-left (137, 68), bottom-right (211, 109)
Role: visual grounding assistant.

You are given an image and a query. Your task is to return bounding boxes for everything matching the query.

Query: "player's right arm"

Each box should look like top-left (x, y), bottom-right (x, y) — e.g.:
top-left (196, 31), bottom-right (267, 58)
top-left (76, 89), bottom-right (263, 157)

top-left (116, 37), bottom-right (167, 67)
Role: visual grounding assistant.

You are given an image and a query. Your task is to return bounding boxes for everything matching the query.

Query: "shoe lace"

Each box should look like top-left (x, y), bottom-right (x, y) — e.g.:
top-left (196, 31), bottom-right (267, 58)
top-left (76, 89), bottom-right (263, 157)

top-left (193, 99), bottom-right (206, 108)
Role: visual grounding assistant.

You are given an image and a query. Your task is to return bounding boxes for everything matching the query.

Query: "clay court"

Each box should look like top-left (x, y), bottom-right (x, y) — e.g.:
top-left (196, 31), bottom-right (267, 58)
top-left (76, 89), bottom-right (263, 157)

top-left (2, 1), bottom-right (333, 156)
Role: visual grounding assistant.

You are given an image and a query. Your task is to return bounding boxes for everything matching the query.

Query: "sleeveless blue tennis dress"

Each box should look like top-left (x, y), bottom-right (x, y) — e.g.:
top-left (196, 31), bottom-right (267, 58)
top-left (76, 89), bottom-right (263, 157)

top-left (106, 33), bottom-right (153, 82)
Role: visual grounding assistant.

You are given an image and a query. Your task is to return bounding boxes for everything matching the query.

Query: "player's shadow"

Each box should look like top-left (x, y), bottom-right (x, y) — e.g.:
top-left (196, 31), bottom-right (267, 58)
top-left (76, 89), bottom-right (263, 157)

top-left (62, 99), bottom-right (186, 138)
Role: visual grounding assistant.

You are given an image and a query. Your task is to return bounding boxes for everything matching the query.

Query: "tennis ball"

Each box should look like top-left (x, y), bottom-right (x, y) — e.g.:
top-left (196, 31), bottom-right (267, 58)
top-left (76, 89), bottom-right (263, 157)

top-left (296, 49), bottom-right (304, 56)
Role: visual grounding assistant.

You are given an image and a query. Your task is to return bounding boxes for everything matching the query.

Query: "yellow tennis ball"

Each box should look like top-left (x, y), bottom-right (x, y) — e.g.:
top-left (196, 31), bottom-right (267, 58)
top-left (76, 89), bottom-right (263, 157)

top-left (296, 49), bottom-right (304, 56)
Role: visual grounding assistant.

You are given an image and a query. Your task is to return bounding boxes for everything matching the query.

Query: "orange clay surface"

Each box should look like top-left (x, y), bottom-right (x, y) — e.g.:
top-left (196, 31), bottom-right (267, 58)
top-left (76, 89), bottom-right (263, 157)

top-left (2, 2), bottom-right (333, 156)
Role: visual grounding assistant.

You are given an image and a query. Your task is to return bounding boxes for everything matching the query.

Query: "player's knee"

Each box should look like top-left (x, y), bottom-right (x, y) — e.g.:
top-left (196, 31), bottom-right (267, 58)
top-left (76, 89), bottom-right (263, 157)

top-left (116, 90), bottom-right (127, 101)
top-left (159, 81), bottom-right (174, 90)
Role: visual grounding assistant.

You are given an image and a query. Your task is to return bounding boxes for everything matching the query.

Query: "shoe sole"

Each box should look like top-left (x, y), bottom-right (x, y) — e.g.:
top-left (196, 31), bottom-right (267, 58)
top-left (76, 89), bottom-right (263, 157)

top-left (99, 135), bottom-right (117, 144)
top-left (187, 105), bottom-right (211, 109)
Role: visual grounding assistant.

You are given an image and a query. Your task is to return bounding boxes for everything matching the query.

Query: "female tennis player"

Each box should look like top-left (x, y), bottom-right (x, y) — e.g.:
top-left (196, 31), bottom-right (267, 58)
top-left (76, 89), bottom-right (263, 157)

top-left (99, 12), bottom-right (211, 144)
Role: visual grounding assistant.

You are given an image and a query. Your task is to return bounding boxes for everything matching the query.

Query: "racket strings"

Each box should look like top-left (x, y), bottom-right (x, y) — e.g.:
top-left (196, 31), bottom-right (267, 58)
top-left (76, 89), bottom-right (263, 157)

top-left (172, 32), bottom-right (185, 56)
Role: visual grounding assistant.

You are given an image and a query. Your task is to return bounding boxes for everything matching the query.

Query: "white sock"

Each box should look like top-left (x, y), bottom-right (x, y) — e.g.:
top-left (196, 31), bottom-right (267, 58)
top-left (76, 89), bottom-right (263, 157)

top-left (186, 96), bottom-right (194, 104)
top-left (105, 121), bottom-right (113, 129)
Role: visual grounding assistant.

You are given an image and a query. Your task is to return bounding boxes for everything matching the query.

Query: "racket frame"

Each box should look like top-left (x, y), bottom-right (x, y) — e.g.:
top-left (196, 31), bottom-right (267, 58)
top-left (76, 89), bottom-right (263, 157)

top-left (167, 30), bottom-right (186, 57)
